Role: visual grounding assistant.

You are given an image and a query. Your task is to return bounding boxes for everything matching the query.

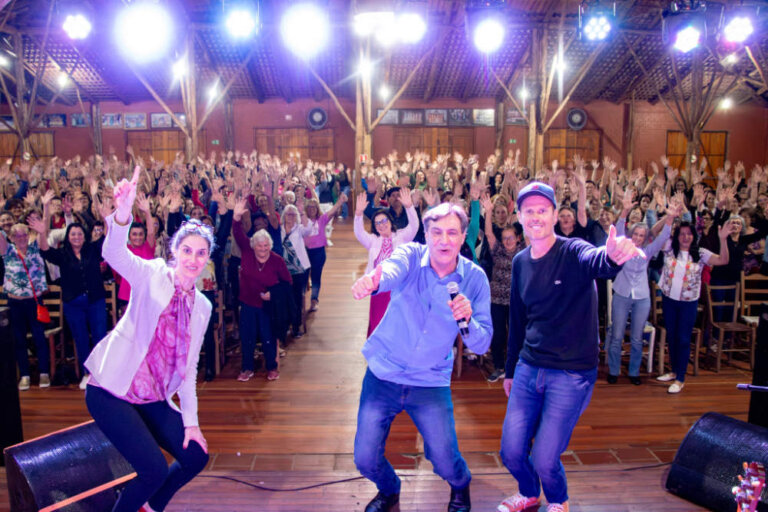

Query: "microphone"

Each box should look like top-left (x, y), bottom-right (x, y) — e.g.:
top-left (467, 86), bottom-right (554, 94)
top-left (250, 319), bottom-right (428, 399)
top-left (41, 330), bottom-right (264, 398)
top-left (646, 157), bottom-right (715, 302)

top-left (737, 383), bottom-right (768, 393)
top-left (447, 281), bottom-right (470, 337)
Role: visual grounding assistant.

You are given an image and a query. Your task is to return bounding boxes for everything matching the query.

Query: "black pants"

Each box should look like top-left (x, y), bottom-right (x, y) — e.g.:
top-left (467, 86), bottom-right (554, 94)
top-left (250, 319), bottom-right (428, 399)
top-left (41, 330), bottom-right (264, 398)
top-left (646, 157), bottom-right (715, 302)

top-left (490, 303), bottom-right (509, 371)
top-left (290, 270), bottom-right (309, 334)
top-left (85, 385), bottom-right (209, 511)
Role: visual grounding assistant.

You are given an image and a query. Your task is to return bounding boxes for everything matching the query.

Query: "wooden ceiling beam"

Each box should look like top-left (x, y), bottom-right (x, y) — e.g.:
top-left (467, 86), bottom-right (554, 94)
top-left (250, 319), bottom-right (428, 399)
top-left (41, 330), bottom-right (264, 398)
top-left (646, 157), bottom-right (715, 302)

top-left (423, 28), bottom-right (451, 102)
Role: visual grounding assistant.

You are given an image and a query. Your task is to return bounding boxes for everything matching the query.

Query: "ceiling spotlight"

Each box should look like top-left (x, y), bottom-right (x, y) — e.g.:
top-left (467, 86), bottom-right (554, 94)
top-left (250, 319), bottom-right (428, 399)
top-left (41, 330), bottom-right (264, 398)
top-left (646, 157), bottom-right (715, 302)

top-left (473, 18), bottom-right (504, 54)
top-left (354, 11), bottom-right (394, 37)
top-left (725, 53), bottom-right (739, 64)
top-left (172, 58), bottom-right (187, 79)
top-left (0, 54), bottom-right (9, 67)
top-left (226, 9), bottom-right (257, 38)
top-left (115, 2), bottom-right (174, 63)
top-left (583, 14), bottom-right (612, 41)
top-left (720, 97), bottom-right (734, 109)
top-left (57, 72), bottom-right (68, 88)
top-left (208, 82), bottom-right (219, 101)
top-left (63, 13), bottom-right (91, 40)
top-left (358, 58), bottom-right (373, 78)
top-left (723, 16), bottom-right (754, 44)
top-left (281, 3), bottom-right (329, 60)
top-left (519, 87), bottom-right (529, 100)
top-left (397, 13), bottom-right (427, 44)
top-left (379, 84), bottom-right (390, 100)
top-left (554, 56), bottom-right (567, 73)
top-left (674, 25), bottom-right (701, 53)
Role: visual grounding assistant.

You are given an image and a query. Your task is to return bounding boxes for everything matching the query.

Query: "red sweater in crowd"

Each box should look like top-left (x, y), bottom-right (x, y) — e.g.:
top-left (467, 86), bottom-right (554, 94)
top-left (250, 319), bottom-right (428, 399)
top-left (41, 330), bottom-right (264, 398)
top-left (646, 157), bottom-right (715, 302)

top-left (233, 221), bottom-right (292, 308)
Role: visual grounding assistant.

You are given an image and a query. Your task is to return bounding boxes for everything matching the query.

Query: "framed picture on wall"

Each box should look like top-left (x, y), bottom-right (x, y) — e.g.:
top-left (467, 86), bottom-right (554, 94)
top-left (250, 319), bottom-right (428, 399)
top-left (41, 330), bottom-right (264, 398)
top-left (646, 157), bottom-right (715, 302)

top-left (124, 113), bottom-right (147, 130)
top-left (424, 109), bottom-right (448, 126)
top-left (39, 114), bottom-right (66, 128)
top-left (151, 112), bottom-right (172, 128)
top-left (376, 109), bottom-right (399, 125)
top-left (102, 113), bottom-right (123, 129)
top-left (472, 109), bottom-right (495, 126)
top-left (0, 115), bottom-right (14, 130)
top-left (173, 113), bottom-right (186, 128)
top-left (447, 108), bottom-right (472, 126)
top-left (400, 109), bottom-right (424, 125)
top-left (70, 113), bottom-right (91, 127)
top-left (505, 108), bottom-right (527, 125)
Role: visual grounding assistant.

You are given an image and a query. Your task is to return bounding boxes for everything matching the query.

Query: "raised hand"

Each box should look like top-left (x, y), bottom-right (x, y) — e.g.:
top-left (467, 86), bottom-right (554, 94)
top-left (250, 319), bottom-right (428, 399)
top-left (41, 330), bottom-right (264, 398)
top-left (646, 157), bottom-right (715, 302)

top-left (355, 192), bottom-right (369, 216)
top-left (621, 188), bottom-right (636, 211)
top-left (422, 188), bottom-right (438, 207)
top-left (113, 165), bottom-right (142, 222)
top-left (606, 224), bottom-right (646, 265)
top-left (27, 215), bottom-right (46, 235)
top-left (233, 198), bottom-right (248, 222)
top-left (399, 187), bottom-right (413, 208)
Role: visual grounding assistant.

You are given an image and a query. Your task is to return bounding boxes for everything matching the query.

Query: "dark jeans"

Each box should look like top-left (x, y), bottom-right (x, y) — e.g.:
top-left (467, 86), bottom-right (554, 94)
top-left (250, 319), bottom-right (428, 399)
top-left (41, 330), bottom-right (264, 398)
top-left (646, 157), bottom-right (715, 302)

top-left (307, 247), bottom-right (326, 302)
top-left (661, 295), bottom-right (698, 382)
top-left (201, 290), bottom-right (216, 376)
top-left (85, 385), bottom-right (208, 512)
top-left (290, 270), bottom-right (308, 334)
top-left (239, 302), bottom-right (275, 372)
top-left (9, 297), bottom-right (49, 377)
top-left (354, 369), bottom-right (471, 495)
top-left (500, 360), bottom-right (596, 504)
top-left (490, 303), bottom-right (509, 371)
top-left (63, 295), bottom-right (107, 376)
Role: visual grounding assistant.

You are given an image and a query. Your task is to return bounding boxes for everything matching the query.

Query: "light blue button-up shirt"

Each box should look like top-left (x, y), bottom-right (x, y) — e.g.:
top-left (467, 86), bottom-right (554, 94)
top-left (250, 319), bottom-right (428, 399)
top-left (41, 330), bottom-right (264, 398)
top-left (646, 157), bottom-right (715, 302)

top-left (362, 242), bottom-right (492, 387)
top-left (612, 218), bottom-right (671, 300)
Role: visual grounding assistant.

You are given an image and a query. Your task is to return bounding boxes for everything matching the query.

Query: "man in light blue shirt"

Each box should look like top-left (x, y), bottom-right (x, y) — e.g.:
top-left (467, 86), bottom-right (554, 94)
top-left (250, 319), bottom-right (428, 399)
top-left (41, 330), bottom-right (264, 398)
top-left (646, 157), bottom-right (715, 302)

top-left (351, 202), bottom-right (492, 512)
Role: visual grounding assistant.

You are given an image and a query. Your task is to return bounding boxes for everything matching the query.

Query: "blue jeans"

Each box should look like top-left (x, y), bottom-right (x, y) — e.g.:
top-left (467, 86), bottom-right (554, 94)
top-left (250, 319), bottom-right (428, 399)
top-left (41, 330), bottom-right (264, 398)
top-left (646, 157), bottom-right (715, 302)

top-left (85, 385), bottom-right (208, 512)
top-left (340, 186), bottom-right (350, 218)
top-left (307, 247), bottom-right (326, 302)
top-left (354, 369), bottom-right (471, 495)
top-left (500, 360), bottom-right (597, 504)
top-left (9, 297), bottom-right (49, 377)
top-left (239, 302), bottom-right (276, 372)
top-left (661, 295), bottom-right (698, 382)
top-left (607, 294), bottom-right (651, 377)
top-left (63, 295), bottom-right (107, 376)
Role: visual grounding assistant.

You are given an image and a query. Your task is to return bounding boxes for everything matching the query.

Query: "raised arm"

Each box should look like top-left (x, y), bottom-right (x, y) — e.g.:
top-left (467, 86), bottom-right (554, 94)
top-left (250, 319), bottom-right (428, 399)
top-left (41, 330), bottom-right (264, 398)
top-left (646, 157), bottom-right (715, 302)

top-left (708, 220), bottom-right (735, 266)
top-left (481, 195), bottom-right (497, 250)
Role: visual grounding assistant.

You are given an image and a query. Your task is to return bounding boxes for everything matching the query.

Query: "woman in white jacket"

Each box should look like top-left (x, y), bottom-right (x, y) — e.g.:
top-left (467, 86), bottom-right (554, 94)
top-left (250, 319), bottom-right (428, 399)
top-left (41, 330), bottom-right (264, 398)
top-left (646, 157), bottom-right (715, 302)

top-left (354, 187), bottom-right (418, 336)
top-left (84, 166), bottom-right (213, 512)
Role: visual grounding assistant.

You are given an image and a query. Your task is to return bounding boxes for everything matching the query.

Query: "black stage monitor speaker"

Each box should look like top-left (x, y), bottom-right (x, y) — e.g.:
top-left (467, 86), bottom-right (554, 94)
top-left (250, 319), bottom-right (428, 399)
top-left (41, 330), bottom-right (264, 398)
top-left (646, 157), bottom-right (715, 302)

top-left (749, 302), bottom-right (768, 428)
top-left (665, 412), bottom-right (768, 511)
top-left (0, 306), bottom-right (23, 466)
top-left (4, 420), bottom-right (134, 512)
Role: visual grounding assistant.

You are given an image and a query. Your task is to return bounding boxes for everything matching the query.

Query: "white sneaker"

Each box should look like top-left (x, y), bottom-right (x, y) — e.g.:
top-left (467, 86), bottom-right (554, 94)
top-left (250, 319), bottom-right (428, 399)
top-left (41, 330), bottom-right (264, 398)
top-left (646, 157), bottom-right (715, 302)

top-left (547, 503), bottom-right (569, 512)
top-left (39, 373), bottom-right (50, 388)
top-left (497, 493), bottom-right (540, 512)
top-left (18, 376), bottom-right (30, 391)
top-left (668, 381), bottom-right (685, 394)
top-left (79, 374), bottom-right (90, 390)
top-left (656, 372), bottom-right (676, 382)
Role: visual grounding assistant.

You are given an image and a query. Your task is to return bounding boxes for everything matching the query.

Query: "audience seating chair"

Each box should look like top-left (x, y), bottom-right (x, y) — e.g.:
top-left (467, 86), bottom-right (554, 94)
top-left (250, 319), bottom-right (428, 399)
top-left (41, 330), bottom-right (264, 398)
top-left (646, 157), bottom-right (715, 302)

top-left (103, 280), bottom-right (118, 327)
top-left (704, 282), bottom-right (755, 372)
top-left (40, 285), bottom-right (67, 380)
top-left (651, 282), bottom-right (703, 376)
top-left (740, 271), bottom-right (768, 347)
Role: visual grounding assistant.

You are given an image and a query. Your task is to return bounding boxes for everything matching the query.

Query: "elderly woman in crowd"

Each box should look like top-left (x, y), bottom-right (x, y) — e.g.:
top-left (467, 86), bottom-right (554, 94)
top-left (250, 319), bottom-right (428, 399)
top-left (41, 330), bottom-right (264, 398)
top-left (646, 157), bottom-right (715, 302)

top-left (354, 187), bottom-right (418, 336)
top-left (303, 194), bottom-right (347, 313)
top-left (281, 202), bottom-right (313, 338)
top-left (232, 199), bottom-right (292, 382)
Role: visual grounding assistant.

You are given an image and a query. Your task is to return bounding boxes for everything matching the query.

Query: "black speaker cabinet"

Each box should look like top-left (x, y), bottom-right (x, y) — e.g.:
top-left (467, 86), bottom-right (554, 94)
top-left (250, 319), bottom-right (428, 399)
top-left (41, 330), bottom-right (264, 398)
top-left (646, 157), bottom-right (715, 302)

top-left (0, 306), bottom-right (23, 466)
top-left (666, 412), bottom-right (768, 511)
top-left (749, 302), bottom-right (768, 428)
top-left (4, 421), bottom-right (134, 512)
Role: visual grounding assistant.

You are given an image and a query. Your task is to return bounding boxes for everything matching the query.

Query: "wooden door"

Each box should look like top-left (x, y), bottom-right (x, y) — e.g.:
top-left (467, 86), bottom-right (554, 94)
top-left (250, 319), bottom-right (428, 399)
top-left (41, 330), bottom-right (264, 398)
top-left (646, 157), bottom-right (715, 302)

top-left (393, 127), bottom-right (475, 161)
top-left (544, 129), bottom-right (601, 166)
top-left (0, 132), bottom-right (54, 166)
top-left (665, 131), bottom-right (688, 172)
top-left (254, 128), bottom-right (333, 162)
top-left (666, 130), bottom-right (727, 183)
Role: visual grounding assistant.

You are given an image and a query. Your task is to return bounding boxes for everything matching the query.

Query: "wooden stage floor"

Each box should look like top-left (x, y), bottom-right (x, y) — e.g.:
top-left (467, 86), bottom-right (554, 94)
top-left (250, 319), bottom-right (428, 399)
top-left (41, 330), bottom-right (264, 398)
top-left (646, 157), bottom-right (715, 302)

top-left (1, 218), bottom-right (752, 511)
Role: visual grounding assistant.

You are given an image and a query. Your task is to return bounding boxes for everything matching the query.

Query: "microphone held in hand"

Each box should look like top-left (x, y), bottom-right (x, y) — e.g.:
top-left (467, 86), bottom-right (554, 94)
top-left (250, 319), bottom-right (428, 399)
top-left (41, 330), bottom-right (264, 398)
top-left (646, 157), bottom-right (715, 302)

top-left (447, 281), bottom-right (469, 337)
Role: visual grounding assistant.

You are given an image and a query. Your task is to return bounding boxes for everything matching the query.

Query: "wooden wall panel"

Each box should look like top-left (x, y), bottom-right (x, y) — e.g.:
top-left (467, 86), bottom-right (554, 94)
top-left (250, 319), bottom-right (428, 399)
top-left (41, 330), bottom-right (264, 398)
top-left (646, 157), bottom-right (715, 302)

top-left (254, 128), bottom-right (333, 162)
top-left (666, 130), bottom-right (727, 182)
top-left (0, 132), bottom-right (54, 166)
top-left (393, 127), bottom-right (475, 160)
top-left (544, 128), bottom-right (600, 165)
top-left (126, 130), bottom-right (204, 165)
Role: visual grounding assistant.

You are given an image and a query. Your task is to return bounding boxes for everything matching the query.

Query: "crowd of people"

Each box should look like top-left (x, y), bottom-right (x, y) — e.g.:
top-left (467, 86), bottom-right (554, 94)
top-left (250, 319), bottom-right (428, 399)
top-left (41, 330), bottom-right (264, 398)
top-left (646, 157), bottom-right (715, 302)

top-left (1, 146), bottom-right (765, 395)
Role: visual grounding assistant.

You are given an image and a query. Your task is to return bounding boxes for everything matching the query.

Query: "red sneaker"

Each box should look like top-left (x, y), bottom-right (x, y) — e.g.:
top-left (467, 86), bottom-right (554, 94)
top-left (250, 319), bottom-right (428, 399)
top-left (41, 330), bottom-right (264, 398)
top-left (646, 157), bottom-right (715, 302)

top-left (497, 493), bottom-right (540, 512)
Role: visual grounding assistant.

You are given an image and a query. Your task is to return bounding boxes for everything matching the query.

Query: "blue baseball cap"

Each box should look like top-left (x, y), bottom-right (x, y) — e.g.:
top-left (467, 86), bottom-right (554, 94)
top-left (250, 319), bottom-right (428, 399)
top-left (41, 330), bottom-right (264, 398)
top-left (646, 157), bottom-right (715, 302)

top-left (516, 182), bottom-right (557, 210)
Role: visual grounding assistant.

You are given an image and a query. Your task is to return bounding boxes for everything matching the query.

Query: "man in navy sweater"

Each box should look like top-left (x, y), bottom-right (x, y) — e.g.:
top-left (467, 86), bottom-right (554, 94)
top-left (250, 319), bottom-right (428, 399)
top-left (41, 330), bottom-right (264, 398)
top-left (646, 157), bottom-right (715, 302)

top-left (496, 182), bottom-right (643, 512)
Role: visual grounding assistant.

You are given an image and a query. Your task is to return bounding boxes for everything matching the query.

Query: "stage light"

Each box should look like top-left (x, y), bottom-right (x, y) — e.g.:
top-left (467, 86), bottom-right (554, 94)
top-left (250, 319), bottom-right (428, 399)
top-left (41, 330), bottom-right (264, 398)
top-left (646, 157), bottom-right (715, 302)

top-left (720, 97), bottom-right (734, 109)
top-left (115, 2), bottom-right (174, 63)
top-left (208, 82), bottom-right (219, 102)
top-left (0, 54), bottom-right (9, 67)
top-left (379, 84), bottom-right (390, 100)
top-left (63, 13), bottom-right (91, 40)
top-left (723, 16), bottom-right (754, 44)
top-left (358, 58), bottom-right (373, 79)
top-left (583, 14), bottom-right (611, 41)
top-left (519, 87), bottom-right (529, 100)
top-left (354, 12), bottom-right (393, 37)
top-left (57, 72), bottom-right (68, 88)
top-left (172, 59), bottom-right (187, 80)
top-left (374, 23), bottom-right (398, 47)
top-left (725, 53), bottom-right (739, 64)
top-left (281, 3), bottom-right (329, 60)
top-left (473, 18), bottom-right (504, 54)
top-left (397, 13), bottom-right (427, 43)
top-left (226, 9), bottom-right (257, 39)
top-left (674, 25), bottom-right (701, 53)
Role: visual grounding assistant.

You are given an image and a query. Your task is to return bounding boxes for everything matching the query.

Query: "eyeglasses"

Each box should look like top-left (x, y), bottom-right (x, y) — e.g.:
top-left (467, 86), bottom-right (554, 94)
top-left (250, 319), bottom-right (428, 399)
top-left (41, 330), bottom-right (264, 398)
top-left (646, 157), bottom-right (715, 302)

top-left (501, 236), bottom-right (517, 242)
top-left (374, 218), bottom-right (390, 226)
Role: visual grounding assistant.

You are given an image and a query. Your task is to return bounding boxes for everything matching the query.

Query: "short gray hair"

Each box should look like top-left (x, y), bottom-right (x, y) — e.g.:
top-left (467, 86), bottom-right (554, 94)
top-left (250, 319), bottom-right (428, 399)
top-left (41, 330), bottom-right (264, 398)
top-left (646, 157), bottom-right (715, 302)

top-left (422, 202), bottom-right (468, 233)
top-left (281, 204), bottom-right (300, 226)
top-left (250, 229), bottom-right (273, 249)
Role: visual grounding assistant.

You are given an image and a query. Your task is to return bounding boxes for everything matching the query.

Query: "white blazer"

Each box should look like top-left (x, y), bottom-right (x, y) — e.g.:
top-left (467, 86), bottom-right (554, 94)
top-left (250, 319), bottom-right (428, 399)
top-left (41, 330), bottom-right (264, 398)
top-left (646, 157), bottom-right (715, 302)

top-left (354, 205), bottom-right (419, 274)
top-left (281, 223), bottom-right (313, 271)
top-left (85, 213), bottom-right (212, 427)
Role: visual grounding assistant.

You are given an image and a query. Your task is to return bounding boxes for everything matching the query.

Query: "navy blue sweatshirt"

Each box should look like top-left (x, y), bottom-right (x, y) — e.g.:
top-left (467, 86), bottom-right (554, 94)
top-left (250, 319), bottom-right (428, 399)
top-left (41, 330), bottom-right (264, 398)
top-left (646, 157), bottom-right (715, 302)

top-left (505, 236), bottom-right (621, 377)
